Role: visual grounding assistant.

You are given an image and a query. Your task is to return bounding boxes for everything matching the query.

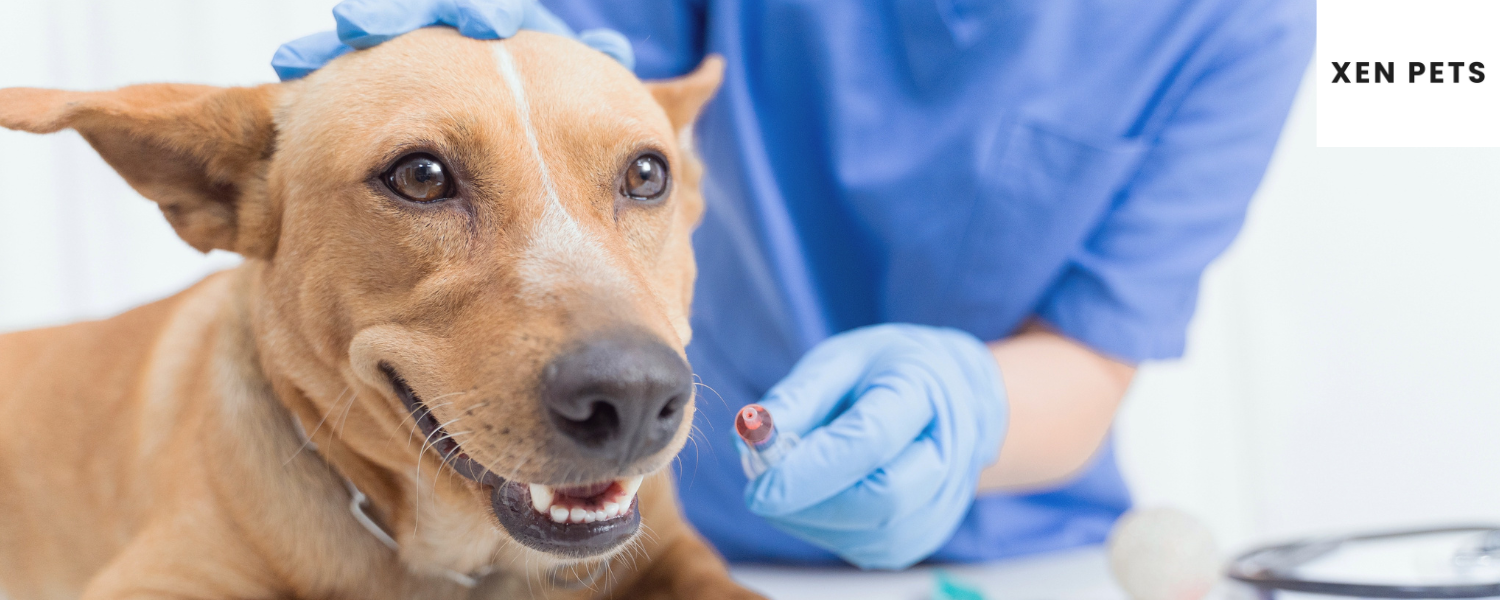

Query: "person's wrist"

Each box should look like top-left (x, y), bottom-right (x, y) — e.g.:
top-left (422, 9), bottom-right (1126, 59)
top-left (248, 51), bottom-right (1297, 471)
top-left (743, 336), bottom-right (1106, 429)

top-left (939, 326), bottom-right (1010, 471)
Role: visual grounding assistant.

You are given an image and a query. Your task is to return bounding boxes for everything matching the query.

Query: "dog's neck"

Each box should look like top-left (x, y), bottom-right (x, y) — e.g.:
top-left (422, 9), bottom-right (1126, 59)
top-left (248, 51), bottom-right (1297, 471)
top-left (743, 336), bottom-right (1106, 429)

top-left (211, 267), bottom-right (499, 590)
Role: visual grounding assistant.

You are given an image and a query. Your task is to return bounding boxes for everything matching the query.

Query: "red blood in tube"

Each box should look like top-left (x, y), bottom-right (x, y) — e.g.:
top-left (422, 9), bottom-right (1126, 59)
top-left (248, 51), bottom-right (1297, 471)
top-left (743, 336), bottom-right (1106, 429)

top-left (735, 404), bottom-right (774, 446)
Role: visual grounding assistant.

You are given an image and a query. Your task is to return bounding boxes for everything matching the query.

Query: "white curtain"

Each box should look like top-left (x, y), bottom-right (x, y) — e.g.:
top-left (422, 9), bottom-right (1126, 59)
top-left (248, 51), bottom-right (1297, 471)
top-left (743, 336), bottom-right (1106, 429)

top-left (3, 1), bottom-right (1498, 557)
top-left (0, 0), bottom-right (327, 331)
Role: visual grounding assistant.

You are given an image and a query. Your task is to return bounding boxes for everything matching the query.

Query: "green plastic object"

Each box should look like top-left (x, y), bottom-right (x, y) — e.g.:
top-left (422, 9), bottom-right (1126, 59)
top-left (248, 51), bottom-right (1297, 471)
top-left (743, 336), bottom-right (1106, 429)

top-left (933, 571), bottom-right (988, 600)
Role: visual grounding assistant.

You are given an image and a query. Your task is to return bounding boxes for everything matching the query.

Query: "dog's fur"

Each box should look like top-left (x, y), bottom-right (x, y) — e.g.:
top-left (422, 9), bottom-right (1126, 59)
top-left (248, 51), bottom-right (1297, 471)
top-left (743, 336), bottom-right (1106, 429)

top-left (0, 29), bottom-right (761, 600)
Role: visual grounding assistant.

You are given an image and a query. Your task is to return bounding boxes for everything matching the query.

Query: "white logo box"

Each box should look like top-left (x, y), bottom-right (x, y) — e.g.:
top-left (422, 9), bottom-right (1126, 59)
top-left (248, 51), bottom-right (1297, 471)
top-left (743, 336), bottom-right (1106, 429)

top-left (1318, 0), bottom-right (1500, 147)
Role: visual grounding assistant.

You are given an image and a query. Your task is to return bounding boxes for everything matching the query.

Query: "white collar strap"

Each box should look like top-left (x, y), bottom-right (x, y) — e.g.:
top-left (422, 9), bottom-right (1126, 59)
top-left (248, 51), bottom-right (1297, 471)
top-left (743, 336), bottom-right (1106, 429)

top-left (289, 415), bottom-right (488, 588)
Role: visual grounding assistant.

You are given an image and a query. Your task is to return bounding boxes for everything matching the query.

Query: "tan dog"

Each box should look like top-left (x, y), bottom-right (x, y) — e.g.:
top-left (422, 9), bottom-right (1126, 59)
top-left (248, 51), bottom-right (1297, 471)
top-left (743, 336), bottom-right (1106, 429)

top-left (0, 28), bottom-right (763, 600)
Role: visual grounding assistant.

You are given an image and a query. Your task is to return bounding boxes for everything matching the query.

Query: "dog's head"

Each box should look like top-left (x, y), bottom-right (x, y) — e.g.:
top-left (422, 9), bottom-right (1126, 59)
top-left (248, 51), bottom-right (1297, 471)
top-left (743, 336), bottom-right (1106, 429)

top-left (0, 29), bottom-right (722, 564)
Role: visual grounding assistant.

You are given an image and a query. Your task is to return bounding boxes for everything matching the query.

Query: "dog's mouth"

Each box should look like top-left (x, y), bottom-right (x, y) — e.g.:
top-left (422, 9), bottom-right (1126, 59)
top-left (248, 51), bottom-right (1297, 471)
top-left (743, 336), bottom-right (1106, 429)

top-left (381, 364), bottom-right (642, 558)
top-left (489, 477), bottom-right (643, 558)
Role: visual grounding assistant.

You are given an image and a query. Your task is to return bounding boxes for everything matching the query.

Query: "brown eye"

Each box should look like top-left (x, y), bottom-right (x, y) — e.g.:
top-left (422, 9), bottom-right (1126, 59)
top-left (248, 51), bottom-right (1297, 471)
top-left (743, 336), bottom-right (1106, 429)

top-left (622, 154), bottom-right (669, 201)
top-left (384, 153), bottom-right (452, 202)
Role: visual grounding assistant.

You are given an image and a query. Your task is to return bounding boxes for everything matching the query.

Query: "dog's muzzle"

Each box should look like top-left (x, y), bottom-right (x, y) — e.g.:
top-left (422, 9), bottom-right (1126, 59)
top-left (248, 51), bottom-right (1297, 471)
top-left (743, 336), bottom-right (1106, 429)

top-left (382, 364), bottom-right (650, 558)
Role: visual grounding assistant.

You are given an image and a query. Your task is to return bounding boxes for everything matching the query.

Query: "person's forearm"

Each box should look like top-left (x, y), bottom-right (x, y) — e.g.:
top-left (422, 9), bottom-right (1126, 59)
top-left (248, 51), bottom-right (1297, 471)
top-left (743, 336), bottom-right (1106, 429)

top-left (976, 321), bottom-right (1136, 493)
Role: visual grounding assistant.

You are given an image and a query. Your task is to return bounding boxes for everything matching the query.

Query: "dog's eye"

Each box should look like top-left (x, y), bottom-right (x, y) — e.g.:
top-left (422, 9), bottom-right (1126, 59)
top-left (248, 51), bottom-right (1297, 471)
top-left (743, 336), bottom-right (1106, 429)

top-left (384, 154), bottom-right (453, 202)
top-left (622, 154), bottom-right (669, 201)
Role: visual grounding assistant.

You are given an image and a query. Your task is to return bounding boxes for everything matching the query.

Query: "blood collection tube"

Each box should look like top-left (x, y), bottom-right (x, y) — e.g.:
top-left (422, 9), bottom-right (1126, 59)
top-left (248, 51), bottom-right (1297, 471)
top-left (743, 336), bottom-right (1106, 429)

top-left (735, 404), bottom-right (799, 479)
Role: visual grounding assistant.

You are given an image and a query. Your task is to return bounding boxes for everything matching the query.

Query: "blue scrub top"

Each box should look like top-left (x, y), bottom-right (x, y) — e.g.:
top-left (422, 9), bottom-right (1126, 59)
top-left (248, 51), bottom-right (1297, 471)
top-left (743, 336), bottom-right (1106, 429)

top-left (547, 0), bottom-right (1312, 564)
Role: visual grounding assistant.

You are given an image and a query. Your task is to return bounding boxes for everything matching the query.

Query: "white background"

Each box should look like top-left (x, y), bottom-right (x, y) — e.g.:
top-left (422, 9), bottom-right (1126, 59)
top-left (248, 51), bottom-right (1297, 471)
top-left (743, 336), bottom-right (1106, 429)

top-left (3, 0), bottom-right (1498, 561)
top-left (1318, 0), bottom-right (1500, 147)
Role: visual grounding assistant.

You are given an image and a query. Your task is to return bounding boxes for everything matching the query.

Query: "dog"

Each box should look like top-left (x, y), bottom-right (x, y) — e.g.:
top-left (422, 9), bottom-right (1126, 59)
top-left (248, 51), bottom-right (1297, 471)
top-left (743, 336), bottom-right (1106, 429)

top-left (0, 28), bottom-right (764, 600)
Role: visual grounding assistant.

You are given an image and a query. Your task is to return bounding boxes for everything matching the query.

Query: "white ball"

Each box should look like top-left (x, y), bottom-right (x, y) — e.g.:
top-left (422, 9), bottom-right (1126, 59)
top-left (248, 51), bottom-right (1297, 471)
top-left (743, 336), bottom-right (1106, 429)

top-left (1107, 507), bottom-right (1222, 600)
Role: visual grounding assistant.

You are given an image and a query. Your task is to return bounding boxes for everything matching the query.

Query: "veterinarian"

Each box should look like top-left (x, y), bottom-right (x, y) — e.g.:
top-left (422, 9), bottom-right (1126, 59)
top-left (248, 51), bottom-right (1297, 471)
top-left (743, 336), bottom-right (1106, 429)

top-left (275, 0), bottom-right (1313, 569)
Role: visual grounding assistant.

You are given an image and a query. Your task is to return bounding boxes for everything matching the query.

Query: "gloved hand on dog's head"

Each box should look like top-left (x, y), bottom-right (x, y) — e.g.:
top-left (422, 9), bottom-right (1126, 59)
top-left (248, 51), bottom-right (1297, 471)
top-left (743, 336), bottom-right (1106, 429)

top-left (272, 0), bottom-right (634, 81)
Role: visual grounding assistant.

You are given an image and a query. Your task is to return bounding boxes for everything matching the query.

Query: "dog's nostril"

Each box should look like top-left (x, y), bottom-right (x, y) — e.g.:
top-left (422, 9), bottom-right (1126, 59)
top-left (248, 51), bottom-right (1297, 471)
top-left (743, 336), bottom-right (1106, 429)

top-left (551, 401), bottom-right (621, 447)
top-left (658, 395), bottom-right (681, 420)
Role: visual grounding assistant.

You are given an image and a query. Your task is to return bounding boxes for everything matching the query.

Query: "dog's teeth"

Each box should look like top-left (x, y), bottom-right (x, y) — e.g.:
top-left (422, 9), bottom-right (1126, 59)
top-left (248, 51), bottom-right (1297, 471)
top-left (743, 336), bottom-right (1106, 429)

top-left (529, 484), bottom-right (554, 514)
top-left (533, 478), bottom-right (645, 525)
top-left (620, 475), bottom-right (644, 497)
top-left (618, 475), bottom-right (644, 508)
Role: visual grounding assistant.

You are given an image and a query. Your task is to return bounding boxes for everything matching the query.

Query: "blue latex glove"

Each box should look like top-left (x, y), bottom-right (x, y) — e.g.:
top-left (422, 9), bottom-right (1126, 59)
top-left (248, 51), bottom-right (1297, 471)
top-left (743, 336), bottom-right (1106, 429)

top-left (271, 0), bottom-right (635, 81)
top-left (742, 324), bottom-right (1009, 569)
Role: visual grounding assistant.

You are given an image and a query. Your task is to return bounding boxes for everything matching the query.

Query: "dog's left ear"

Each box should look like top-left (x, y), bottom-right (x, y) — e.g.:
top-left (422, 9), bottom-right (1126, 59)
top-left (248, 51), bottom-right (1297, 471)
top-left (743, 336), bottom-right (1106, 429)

top-left (646, 55), bottom-right (726, 134)
top-left (0, 83), bottom-right (281, 257)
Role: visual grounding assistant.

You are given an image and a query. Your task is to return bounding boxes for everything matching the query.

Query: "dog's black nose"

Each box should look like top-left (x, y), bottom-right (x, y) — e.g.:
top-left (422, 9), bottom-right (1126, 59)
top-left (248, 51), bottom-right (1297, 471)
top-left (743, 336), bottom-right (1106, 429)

top-left (541, 332), bottom-right (692, 464)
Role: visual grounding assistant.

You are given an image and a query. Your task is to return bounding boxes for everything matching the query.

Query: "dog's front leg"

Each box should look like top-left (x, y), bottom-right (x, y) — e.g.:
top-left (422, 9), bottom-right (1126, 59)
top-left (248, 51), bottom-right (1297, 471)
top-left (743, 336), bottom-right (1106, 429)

top-left (599, 473), bottom-right (767, 600)
top-left (611, 533), bottom-right (767, 600)
top-left (76, 517), bottom-right (286, 600)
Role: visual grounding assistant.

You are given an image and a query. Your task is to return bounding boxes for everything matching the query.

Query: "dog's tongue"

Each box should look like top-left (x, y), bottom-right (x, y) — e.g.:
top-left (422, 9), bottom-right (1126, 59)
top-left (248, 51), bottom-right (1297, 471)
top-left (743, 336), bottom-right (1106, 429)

top-left (555, 481), bottom-right (614, 499)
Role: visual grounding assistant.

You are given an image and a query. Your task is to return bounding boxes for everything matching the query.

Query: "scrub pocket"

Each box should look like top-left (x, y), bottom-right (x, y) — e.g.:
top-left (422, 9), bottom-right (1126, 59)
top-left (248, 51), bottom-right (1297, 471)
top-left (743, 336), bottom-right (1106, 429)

top-left (942, 119), bottom-right (1151, 337)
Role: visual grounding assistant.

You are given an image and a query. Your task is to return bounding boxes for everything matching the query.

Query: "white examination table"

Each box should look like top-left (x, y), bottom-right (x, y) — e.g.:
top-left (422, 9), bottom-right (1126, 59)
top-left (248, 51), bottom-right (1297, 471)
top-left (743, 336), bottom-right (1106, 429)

top-left (731, 546), bottom-right (1131, 600)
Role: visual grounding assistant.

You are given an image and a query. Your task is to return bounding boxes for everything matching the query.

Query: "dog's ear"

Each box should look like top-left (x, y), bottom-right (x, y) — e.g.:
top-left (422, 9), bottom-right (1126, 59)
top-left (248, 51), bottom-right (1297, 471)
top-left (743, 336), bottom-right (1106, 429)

top-left (646, 55), bottom-right (726, 134)
top-left (0, 83), bottom-right (281, 256)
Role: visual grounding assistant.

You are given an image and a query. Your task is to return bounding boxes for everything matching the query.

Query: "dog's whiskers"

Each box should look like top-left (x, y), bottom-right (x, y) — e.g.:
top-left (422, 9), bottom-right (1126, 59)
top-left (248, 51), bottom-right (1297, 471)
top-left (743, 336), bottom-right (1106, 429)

top-left (333, 386), bottom-right (361, 440)
top-left (282, 386), bottom-right (351, 466)
top-left (417, 415), bottom-right (471, 462)
top-left (412, 412), bottom-right (474, 536)
top-left (398, 399), bottom-right (457, 447)
top-left (429, 430), bottom-right (476, 490)
top-left (693, 378), bottom-right (730, 414)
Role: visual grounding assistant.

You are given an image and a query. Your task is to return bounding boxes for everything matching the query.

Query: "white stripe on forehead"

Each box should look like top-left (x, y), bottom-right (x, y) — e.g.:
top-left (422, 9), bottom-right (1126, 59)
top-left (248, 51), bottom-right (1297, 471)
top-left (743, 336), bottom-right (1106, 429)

top-left (492, 43), bottom-right (623, 302)
top-left (493, 43), bottom-right (564, 218)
